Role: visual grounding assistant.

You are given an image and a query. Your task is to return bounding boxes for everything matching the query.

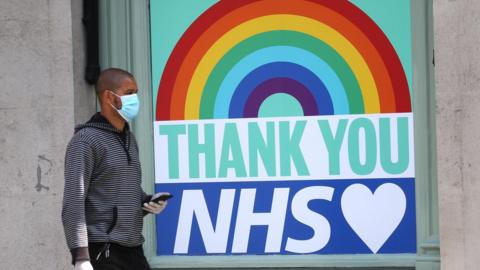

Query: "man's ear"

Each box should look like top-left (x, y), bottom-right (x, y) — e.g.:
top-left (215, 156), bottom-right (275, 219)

top-left (105, 90), bottom-right (121, 109)
top-left (98, 90), bottom-right (109, 105)
top-left (101, 89), bottom-right (112, 102)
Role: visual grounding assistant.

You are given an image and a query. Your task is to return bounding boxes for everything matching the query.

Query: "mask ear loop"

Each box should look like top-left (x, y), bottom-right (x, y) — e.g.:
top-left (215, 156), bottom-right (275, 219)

top-left (109, 91), bottom-right (130, 122)
top-left (109, 90), bottom-right (122, 110)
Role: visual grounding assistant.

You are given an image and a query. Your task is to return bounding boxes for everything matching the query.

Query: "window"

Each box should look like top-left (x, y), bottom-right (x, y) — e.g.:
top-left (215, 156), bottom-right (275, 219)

top-left (99, 0), bottom-right (438, 269)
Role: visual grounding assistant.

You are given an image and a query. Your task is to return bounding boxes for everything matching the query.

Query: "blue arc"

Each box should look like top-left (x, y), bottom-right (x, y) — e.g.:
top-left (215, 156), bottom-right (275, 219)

top-left (229, 62), bottom-right (334, 118)
top-left (213, 46), bottom-right (349, 118)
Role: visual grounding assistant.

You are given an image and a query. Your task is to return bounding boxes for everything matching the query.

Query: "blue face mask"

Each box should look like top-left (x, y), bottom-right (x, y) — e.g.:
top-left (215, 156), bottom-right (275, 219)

top-left (111, 91), bottom-right (140, 122)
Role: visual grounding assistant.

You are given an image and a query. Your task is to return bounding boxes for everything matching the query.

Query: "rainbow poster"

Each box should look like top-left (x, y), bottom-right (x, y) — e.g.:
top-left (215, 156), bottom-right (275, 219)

top-left (151, 0), bottom-right (416, 256)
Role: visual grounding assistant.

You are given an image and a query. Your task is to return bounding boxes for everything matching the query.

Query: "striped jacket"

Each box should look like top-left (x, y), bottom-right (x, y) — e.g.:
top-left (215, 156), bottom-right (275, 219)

top-left (62, 113), bottom-right (151, 263)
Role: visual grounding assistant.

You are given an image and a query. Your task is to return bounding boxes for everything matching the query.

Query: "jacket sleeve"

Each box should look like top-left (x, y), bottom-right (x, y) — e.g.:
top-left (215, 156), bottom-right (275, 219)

top-left (62, 141), bottom-right (95, 264)
top-left (132, 133), bottom-right (153, 215)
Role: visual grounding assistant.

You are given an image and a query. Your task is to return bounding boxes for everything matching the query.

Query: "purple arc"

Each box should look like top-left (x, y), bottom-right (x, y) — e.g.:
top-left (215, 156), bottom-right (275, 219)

top-left (243, 77), bottom-right (320, 118)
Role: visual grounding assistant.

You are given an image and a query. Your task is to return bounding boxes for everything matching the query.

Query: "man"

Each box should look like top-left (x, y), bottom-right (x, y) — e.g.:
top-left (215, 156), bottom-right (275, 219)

top-left (62, 68), bottom-right (167, 270)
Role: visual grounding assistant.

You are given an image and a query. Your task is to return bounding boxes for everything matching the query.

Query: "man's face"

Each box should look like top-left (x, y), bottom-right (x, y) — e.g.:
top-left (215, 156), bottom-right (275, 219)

top-left (110, 78), bottom-right (138, 109)
top-left (114, 77), bottom-right (138, 96)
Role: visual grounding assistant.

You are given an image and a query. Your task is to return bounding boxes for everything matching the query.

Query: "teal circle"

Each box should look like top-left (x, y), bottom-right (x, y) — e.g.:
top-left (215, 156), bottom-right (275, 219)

top-left (258, 93), bottom-right (304, 117)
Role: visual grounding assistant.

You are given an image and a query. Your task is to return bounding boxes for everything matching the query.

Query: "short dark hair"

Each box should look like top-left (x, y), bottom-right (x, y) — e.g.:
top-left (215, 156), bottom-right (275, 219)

top-left (95, 68), bottom-right (135, 95)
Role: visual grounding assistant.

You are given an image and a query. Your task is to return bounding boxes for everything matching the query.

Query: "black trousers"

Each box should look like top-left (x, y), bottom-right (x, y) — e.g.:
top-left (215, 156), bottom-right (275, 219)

top-left (88, 242), bottom-right (151, 270)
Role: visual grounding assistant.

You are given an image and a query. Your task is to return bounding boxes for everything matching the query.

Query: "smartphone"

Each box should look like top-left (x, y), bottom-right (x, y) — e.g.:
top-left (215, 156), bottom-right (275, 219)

top-left (150, 193), bottom-right (173, 203)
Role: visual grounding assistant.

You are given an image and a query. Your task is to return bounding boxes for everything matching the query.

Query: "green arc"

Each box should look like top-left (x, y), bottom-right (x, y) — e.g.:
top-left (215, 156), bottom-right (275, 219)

top-left (199, 30), bottom-right (365, 119)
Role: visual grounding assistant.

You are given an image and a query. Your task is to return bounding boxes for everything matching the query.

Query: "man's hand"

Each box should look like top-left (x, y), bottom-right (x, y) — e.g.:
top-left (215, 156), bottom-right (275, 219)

top-left (74, 261), bottom-right (93, 270)
top-left (142, 192), bottom-right (169, 214)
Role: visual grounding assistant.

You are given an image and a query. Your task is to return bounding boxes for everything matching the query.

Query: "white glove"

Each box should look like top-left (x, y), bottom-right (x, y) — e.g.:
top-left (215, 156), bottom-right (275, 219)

top-left (74, 261), bottom-right (93, 270)
top-left (142, 192), bottom-right (169, 214)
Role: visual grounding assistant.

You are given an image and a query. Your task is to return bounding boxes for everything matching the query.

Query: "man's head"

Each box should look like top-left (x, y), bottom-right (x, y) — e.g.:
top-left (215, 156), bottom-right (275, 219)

top-left (95, 68), bottom-right (138, 119)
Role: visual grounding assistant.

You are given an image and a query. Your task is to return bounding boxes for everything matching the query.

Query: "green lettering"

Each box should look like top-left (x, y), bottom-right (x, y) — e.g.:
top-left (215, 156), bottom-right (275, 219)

top-left (188, 124), bottom-right (216, 178)
top-left (279, 121), bottom-right (309, 176)
top-left (248, 122), bottom-right (276, 177)
top-left (218, 123), bottom-right (247, 177)
top-left (159, 125), bottom-right (186, 179)
top-left (380, 117), bottom-right (409, 174)
top-left (318, 119), bottom-right (348, 175)
top-left (348, 118), bottom-right (376, 175)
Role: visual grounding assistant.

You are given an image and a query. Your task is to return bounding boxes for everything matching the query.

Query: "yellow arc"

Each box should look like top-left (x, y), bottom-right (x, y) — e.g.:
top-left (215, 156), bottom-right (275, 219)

top-left (184, 14), bottom-right (381, 119)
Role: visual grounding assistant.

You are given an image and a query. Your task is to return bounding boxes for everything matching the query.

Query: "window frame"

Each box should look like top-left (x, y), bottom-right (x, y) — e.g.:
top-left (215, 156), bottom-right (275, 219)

top-left (98, 0), bottom-right (439, 268)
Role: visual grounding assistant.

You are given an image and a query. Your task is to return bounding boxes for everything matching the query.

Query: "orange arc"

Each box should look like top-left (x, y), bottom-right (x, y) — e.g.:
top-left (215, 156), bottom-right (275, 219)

top-left (170, 0), bottom-right (396, 118)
